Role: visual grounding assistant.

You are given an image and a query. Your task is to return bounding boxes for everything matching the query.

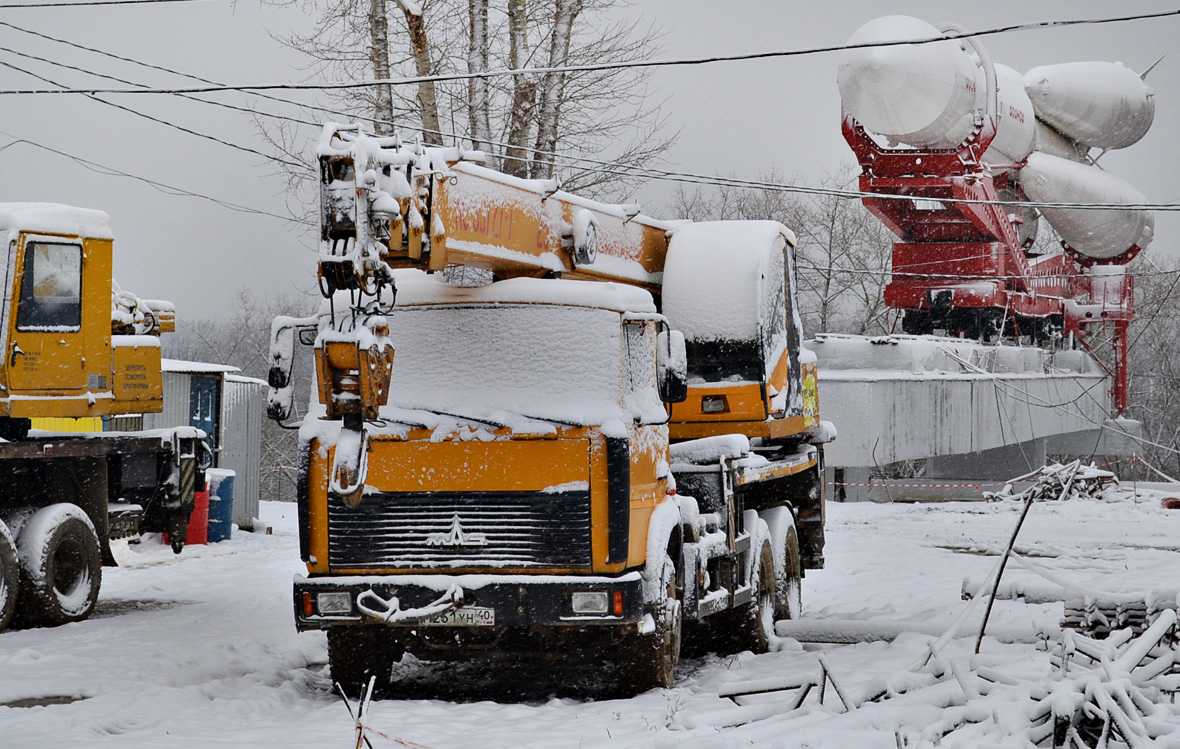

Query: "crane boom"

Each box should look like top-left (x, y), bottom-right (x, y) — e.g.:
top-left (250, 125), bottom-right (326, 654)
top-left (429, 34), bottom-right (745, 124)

top-left (316, 123), bottom-right (673, 295)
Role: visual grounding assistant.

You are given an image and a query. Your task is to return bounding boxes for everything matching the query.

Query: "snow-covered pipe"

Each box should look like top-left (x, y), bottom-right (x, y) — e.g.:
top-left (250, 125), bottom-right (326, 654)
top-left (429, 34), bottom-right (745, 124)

top-left (1019, 152), bottom-right (1154, 259)
top-left (837, 16), bottom-right (1035, 165)
top-left (1024, 62), bottom-right (1155, 150)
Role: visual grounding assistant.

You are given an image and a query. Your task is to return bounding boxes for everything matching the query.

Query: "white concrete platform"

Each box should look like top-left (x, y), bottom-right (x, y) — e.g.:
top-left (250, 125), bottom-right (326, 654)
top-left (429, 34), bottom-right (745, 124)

top-left (810, 334), bottom-right (1117, 470)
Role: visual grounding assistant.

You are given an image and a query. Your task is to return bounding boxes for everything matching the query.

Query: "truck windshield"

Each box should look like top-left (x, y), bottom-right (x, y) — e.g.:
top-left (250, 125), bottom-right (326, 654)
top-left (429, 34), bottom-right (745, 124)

top-left (17, 241), bottom-right (82, 331)
top-left (384, 304), bottom-right (652, 426)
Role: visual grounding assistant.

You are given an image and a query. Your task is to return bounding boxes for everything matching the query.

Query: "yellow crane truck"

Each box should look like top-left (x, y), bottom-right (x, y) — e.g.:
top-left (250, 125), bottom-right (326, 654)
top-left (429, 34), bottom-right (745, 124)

top-left (268, 125), bottom-right (833, 693)
top-left (0, 203), bottom-right (202, 631)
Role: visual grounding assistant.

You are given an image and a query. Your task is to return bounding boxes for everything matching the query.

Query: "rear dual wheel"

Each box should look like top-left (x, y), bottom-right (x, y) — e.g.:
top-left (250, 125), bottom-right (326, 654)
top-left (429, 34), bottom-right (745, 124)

top-left (15, 504), bottom-right (102, 627)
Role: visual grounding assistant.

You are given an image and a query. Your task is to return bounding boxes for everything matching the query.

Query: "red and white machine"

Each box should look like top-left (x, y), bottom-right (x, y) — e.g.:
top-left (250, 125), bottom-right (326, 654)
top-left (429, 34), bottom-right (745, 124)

top-left (837, 15), bottom-right (1155, 415)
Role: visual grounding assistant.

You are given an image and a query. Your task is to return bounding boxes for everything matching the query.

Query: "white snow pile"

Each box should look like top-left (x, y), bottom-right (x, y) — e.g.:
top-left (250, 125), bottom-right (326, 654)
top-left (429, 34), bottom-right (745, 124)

top-left (4, 484), bottom-right (1180, 746)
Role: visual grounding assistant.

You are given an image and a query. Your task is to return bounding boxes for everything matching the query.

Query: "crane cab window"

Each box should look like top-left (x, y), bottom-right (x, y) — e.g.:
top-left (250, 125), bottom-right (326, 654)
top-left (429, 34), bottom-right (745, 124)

top-left (17, 241), bottom-right (82, 331)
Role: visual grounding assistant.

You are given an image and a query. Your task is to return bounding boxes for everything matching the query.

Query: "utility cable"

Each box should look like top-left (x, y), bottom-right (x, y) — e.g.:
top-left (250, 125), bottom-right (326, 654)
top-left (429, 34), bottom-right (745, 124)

top-left (0, 19), bottom-right (326, 127)
top-left (0, 8), bottom-right (1174, 94)
top-left (0, 130), bottom-right (311, 224)
top-left (1, 19), bottom-right (1173, 216)
top-left (0, 57), bottom-right (305, 169)
top-left (0, 0), bottom-right (215, 8)
top-left (0, 42), bottom-right (320, 131)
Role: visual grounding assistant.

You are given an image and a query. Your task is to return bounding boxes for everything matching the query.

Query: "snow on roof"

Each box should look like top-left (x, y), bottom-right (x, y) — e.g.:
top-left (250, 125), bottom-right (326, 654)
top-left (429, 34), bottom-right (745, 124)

top-left (0, 202), bottom-right (114, 240)
top-left (161, 359), bottom-right (241, 374)
top-left (663, 220), bottom-right (794, 341)
top-left (394, 275), bottom-right (656, 314)
top-left (225, 374), bottom-right (268, 387)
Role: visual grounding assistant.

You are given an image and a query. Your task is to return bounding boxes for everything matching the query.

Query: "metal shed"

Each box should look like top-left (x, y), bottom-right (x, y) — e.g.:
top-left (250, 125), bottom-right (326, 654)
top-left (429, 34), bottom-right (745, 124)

top-left (139, 360), bottom-right (265, 531)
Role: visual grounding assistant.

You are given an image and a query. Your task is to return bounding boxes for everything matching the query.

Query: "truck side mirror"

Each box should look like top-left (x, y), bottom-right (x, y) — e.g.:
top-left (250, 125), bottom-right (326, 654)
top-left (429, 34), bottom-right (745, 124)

top-left (268, 316), bottom-right (318, 422)
top-left (657, 329), bottom-right (688, 404)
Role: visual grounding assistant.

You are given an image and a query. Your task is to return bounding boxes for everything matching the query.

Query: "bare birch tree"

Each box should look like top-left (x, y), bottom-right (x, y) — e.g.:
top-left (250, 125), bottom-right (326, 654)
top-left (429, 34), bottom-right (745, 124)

top-left (265, 0), bottom-right (672, 198)
top-left (466, 0), bottom-right (493, 152)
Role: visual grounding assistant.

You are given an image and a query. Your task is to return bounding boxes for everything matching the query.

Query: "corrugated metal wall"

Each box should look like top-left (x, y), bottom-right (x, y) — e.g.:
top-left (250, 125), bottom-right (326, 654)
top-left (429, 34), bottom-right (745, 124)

top-left (220, 376), bottom-right (264, 530)
top-left (142, 371), bottom-right (192, 431)
top-left (141, 368), bottom-right (264, 531)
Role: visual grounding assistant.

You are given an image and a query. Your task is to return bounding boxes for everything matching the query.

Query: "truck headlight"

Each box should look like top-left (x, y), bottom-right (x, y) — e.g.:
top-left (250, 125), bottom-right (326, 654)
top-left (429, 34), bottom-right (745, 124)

top-left (571, 591), bottom-right (609, 615)
top-left (316, 591), bottom-right (353, 615)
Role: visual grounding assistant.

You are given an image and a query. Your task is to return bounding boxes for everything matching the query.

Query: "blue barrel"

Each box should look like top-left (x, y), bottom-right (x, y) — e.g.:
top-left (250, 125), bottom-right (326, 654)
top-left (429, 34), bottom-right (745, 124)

top-left (205, 468), bottom-right (236, 543)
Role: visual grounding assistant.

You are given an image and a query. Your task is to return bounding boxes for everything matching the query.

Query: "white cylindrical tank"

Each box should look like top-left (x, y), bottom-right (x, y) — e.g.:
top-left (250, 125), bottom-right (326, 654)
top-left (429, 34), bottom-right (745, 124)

top-left (1033, 120), bottom-right (1088, 163)
top-left (838, 17), bottom-right (1035, 164)
top-left (982, 63), bottom-right (1037, 167)
top-left (1024, 62), bottom-right (1155, 149)
top-left (1019, 152), bottom-right (1154, 259)
top-left (838, 16), bottom-right (981, 149)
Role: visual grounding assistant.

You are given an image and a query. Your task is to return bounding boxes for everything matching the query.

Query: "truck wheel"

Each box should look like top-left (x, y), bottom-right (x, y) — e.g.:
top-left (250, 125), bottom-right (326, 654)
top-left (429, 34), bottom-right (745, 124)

top-left (776, 523), bottom-right (803, 622)
top-left (327, 627), bottom-right (405, 698)
top-left (720, 541), bottom-right (775, 655)
top-left (0, 520), bottom-right (18, 631)
top-left (619, 554), bottom-right (681, 693)
top-left (16, 504), bottom-right (102, 627)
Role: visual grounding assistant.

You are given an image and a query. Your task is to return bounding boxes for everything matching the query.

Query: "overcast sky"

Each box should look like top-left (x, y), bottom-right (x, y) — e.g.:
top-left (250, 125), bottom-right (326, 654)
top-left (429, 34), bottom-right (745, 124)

top-left (1, 0), bottom-right (1176, 321)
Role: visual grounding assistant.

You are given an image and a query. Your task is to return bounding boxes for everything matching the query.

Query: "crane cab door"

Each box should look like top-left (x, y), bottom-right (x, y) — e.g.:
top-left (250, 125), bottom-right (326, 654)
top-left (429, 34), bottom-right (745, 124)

top-left (5, 235), bottom-right (87, 394)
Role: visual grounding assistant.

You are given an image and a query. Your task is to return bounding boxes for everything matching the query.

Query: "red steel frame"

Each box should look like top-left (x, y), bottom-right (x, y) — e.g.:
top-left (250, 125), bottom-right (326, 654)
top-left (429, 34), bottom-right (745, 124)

top-left (841, 111), bottom-right (1136, 415)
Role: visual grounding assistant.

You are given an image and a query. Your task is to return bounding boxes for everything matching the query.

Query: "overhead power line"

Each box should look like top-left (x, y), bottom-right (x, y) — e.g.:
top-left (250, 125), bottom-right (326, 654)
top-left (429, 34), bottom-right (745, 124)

top-left (1, 16), bottom-right (1175, 216)
top-left (0, 54), bottom-right (304, 169)
top-left (0, 8), bottom-right (1175, 96)
top-left (0, 131), bottom-right (310, 225)
top-left (0, 19), bottom-right (323, 128)
top-left (0, 0), bottom-right (215, 8)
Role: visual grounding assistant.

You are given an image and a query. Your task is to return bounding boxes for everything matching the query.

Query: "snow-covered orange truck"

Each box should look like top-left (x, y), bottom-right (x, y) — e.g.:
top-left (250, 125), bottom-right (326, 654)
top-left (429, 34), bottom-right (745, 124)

top-left (268, 126), bottom-right (832, 693)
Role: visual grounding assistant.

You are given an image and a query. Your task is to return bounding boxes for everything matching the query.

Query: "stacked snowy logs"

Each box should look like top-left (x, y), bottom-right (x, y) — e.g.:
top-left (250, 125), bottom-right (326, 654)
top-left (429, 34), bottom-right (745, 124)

top-left (838, 16), bottom-right (1156, 260)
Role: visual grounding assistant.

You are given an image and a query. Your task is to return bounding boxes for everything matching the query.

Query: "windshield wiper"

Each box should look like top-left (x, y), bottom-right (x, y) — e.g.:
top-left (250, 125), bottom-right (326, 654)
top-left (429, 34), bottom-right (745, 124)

top-left (410, 408), bottom-right (507, 430)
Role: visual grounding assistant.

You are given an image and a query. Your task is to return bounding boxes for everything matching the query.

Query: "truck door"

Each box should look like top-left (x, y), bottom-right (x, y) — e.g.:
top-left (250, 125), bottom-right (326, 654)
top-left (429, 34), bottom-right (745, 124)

top-left (6, 236), bottom-right (86, 393)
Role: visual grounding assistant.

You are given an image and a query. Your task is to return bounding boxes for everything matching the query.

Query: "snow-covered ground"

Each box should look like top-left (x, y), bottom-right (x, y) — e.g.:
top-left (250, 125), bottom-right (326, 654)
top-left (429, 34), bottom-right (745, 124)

top-left (3, 487), bottom-right (1179, 747)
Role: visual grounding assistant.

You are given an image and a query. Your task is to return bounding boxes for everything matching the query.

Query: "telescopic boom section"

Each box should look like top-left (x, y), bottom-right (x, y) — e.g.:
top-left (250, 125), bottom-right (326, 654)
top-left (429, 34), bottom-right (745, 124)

top-left (316, 123), bottom-right (673, 296)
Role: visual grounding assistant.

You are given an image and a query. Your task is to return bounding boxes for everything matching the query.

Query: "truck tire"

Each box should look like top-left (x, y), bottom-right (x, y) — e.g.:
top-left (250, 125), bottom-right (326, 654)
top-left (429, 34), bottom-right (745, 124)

top-left (0, 520), bottom-right (18, 631)
top-left (775, 522), bottom-right (803, 622)
top-left (619, 554), bottom-right (681, 693)
top-left (718, 540), bottom-right (776, 655)
top-left (327, 627), bottom-right (405, 698)
top-left (15, 504), bottom-right (102, 627)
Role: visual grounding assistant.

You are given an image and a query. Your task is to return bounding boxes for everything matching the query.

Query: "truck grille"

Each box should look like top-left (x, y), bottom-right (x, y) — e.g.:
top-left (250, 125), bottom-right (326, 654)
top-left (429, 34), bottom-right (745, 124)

top-left (327, 491), bottom-right (592, 570)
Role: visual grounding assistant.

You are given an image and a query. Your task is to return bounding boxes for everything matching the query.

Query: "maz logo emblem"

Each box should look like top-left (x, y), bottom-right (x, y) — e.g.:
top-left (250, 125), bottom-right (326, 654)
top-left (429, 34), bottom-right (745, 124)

top-left (426, 514), bottom-right (489, 547)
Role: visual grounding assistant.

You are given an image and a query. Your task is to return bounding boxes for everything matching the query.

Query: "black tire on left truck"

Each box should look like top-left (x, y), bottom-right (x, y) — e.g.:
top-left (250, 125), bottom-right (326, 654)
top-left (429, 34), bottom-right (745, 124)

top-left (15, 504), bottom-right (102, 627)
top-left (0, 520), bottom-right (19, 631)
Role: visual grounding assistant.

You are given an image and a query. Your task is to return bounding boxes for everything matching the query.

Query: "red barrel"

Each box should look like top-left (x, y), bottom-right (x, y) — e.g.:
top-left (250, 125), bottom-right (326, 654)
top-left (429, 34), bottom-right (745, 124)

top-left (164, 489), bottom-right (209, 547)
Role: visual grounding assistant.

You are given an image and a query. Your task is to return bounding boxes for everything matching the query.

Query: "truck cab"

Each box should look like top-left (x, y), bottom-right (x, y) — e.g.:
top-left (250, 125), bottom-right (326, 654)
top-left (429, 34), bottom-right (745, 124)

top-left (0, 203), bottom-right (170, 428)
top-left (293, 277), bottom-right (684, 682)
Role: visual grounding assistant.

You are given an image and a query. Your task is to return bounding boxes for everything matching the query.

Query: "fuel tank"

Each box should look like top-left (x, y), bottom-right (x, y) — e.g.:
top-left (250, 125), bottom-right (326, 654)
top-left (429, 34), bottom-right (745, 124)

top-left (1024, 62), bottom-right (1155, 150)
top-left (1019, 151), bottom-right (1154, 259)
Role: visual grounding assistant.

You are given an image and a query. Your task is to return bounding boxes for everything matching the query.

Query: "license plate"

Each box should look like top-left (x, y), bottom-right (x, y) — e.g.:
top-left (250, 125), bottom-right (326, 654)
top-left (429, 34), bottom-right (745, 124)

top-left (420, 606), bottom-right (495, 627)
